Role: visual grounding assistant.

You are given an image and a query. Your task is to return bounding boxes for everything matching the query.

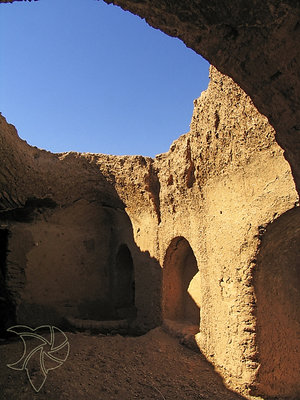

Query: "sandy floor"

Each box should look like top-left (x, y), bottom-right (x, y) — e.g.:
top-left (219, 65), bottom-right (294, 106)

top-left (0, 327), bottom-right (250, 400)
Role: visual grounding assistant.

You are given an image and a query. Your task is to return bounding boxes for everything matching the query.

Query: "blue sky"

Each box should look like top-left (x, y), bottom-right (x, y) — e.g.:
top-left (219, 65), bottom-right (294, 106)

top-left (0, 0), bottom-right (209, 157)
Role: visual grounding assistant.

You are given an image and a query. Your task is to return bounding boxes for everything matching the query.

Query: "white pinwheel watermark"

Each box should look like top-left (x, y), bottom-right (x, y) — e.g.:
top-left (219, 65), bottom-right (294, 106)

top-left (6, 325), bottom-right (70, 392)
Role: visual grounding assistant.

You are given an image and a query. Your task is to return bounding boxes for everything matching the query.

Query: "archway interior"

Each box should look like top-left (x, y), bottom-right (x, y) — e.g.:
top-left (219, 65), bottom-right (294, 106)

top-left (163, 237), bottom-right (199, 326)
top-left (113, 244), bottom-right (135, 317)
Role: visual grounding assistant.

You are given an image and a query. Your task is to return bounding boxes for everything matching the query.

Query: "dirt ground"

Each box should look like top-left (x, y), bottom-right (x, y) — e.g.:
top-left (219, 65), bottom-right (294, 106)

top-left (0, 327), bottom-right (253, 400)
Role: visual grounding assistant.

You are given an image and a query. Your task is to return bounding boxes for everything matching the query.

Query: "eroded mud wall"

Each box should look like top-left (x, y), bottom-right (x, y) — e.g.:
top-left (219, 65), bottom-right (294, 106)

top-left (0, 50), bottom-right (298, 399)
top-left (93, 67), bottom-right (299, 397)
top-left (154, 67), bottom-right (298, 396)
top-left (1, 0), bottom-right (299, 193)
top-left (100, 0), bottom-right (300, 195)
top-left (7, 202), bottom-right (120, 324)
top-left (253, 207), bottom-right (300, 397)
top-left (0, 116), bottom-right (161, 330)
top-left (1, 1), bottom-right (299, 397)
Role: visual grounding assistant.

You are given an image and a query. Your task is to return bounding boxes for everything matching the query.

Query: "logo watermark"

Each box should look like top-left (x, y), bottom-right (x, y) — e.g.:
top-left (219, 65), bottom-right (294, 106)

top-left (6, 325), bottom-right (70, 392)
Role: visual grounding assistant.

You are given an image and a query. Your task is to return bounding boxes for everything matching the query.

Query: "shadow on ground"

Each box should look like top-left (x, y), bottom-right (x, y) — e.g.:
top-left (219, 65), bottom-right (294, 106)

top-left (0, 327), bottom-right (250, 400)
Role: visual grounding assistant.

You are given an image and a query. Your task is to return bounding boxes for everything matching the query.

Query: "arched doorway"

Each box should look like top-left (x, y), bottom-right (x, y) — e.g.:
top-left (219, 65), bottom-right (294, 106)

top-left (163, 237), bottom-right (200, 326)
top-left (113, 244), bottom-right (135, 318)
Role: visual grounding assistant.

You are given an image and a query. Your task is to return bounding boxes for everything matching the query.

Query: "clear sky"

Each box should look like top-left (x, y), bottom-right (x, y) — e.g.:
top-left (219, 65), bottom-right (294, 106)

top-left (0, 0), bottom-right (209, 157)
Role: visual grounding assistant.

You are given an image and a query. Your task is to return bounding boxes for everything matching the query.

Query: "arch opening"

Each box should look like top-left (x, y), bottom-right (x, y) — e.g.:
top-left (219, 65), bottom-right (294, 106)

top-left (113, 244), bottom-right (135, 319)
top-left (163, 237), bottom-right (200, 326)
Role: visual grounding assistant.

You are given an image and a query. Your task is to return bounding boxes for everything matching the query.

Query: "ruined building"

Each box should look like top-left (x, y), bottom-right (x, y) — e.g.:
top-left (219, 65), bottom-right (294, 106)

top-left (0, 1), bottom-right (299, 399)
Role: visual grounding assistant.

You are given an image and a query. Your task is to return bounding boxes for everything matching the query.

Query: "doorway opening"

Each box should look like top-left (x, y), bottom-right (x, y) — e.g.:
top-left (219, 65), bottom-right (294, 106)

top-left (163, 237), bottom-right (200, 326)
top-left (113, 244), bottom-right (135, 319)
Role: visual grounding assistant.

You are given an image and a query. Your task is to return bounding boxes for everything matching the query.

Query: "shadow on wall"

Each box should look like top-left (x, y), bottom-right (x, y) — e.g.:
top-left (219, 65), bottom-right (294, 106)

top-left (253, 206), bottom-right (300, 398)
top-left (0, 162), bottom-right (162, 336)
